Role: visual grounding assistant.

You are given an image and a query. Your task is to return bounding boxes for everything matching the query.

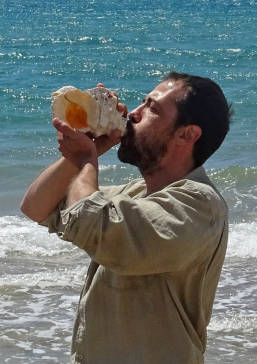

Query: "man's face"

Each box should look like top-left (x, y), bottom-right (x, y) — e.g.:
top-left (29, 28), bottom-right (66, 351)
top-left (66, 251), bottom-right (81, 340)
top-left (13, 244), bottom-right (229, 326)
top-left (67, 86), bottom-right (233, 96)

top-left (118, 79), bottom-right (187, 175)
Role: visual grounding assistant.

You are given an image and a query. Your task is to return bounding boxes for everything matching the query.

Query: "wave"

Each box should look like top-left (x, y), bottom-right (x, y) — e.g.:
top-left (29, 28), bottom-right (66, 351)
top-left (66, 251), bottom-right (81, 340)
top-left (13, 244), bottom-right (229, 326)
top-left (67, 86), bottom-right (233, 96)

top-left (0, 215), bottom-right (82, 260)
top-left (1, 215), bottom-right (256, 261)
top-left (209, 312), bottom-right (257, 334)
top-left (227, 222), bottom-right (257, 259)
top-left (99, 164), bottom-right (257, 225)
top-left (207, 166), bottom-right (257, 224)
top-left (207, 165), bottom-right (257, 190)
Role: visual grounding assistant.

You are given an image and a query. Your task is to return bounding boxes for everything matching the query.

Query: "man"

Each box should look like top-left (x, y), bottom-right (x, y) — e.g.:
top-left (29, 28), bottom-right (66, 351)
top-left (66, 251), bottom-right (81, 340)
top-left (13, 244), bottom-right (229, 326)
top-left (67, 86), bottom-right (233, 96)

top-left (21, 72), bottom-right (231, 364)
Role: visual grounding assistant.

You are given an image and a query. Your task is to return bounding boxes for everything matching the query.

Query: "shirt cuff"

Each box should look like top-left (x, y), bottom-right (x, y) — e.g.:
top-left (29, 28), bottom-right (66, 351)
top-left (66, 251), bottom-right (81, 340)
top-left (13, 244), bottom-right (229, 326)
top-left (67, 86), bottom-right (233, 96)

top-left (39, 190), bottom-right (108, 234)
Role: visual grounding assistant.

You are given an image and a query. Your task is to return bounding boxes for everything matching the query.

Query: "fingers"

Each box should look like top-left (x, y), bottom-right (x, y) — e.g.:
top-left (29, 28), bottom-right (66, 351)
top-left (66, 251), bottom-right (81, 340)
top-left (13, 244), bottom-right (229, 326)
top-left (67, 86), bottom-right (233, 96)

top-left (108, 129), bottom-right (122, 144)
top-left (53, 118), bottom-right (85, 153)
top-left (96, 83), bottom-right (118, 101)
top-left (94, 129), bottom-right (122, 156)
top-left (108, 90), bottom-right (118, 99)
top-left (53, 118), bottom-right (80, 140)
top-left (57, 142), bottom-right (69, 158)
top-left (54, 118), bottom-right (122, 160)
top-left (117, 103), bottom-right (128, 117)
top-left (96, 84), bottom-right (127, 117)
top-left (107, 91), bottom-right (127, 117)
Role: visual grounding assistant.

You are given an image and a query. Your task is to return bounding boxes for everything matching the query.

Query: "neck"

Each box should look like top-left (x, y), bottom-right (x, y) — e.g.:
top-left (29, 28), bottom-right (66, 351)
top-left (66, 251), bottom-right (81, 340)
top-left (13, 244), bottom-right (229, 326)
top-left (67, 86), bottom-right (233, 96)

top-left (142, 156), bottom-right (195, 196)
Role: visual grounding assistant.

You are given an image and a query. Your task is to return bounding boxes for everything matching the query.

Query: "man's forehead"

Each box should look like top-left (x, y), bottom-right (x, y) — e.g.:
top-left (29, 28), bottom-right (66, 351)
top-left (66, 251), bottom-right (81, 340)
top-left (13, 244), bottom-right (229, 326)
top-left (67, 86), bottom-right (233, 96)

top-left (148, 79), bottom-right (187, 101)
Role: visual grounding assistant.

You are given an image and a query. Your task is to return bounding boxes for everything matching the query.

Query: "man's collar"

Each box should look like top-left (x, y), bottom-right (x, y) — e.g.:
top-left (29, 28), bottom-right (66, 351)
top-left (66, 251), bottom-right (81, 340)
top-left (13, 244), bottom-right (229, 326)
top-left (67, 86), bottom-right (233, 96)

top-left (184, 165), bottom-right (210, 184)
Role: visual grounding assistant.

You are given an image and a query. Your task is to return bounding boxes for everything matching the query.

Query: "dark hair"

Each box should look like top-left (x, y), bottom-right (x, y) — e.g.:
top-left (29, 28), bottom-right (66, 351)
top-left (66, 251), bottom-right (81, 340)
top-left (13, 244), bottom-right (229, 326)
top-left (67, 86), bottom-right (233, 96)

top-left (163, 72), bottom-right (232, 167)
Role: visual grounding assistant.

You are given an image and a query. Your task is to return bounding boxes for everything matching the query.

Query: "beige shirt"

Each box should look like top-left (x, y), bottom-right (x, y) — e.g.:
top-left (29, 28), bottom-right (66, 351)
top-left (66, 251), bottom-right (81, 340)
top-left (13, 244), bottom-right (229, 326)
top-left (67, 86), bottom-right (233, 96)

top-left (41, 166), bottom-right (228, 364)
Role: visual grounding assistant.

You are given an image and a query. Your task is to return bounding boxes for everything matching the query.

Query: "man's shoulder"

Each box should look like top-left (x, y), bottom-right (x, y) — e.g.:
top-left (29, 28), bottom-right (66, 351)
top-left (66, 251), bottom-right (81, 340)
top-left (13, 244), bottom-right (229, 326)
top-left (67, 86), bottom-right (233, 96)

top-left (100, 178), bottom-right (146, 199)
top-left (167, 166), bottom-right (228, 214)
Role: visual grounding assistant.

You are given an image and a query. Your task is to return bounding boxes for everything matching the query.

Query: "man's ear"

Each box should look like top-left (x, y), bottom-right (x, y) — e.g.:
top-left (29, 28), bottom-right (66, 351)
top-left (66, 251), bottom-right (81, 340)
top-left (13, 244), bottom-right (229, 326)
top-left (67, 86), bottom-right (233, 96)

top-left (175, 125), bottom-right (202, 145)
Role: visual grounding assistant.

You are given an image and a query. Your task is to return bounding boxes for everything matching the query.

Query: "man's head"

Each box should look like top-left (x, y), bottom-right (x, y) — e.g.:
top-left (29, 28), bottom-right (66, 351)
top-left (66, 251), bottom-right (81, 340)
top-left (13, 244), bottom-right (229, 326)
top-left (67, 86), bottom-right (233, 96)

top-left (163, 72), bottom-right (232, 168)
top-left (118, 72), bottom-right (231, 175)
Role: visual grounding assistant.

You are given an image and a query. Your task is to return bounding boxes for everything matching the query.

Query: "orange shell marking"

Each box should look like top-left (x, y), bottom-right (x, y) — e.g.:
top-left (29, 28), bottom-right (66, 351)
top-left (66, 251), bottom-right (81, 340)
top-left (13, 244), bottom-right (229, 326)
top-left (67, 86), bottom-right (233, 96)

top-left (65, 102), bottom-right (88, 129)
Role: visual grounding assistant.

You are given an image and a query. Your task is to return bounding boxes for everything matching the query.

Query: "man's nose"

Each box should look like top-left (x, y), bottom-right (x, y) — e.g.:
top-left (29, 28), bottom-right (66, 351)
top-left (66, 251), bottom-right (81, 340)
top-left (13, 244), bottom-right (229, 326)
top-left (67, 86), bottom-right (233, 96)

top-left (128, 104), bottom-right (143, 123)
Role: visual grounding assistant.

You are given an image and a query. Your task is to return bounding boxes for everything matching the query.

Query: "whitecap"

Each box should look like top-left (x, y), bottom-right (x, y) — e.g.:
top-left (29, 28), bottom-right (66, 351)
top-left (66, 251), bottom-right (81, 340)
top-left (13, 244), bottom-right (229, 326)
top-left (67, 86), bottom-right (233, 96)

top-left (0, 215), bottom-right (82, 259)
top-left (227, 222), bottom-right (257, 258)
top-left (209, 311), bottom-right (257, 333)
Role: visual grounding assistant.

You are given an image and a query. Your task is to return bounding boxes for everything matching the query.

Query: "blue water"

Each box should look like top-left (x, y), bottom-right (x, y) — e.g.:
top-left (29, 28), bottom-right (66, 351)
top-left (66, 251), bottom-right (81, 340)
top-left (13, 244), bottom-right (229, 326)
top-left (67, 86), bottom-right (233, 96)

top-left (0, 1), bottom-right (257, 363)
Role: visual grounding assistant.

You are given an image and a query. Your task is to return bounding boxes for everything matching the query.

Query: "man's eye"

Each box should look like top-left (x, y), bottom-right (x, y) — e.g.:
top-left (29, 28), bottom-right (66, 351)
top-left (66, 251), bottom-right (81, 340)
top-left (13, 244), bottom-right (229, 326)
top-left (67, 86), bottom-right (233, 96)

top-left (150, 103), bottom-right (158, 113)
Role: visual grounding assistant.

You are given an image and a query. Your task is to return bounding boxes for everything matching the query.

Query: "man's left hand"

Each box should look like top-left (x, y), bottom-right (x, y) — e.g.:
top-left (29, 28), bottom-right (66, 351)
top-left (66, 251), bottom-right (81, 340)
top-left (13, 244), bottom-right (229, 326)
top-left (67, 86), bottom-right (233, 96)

top-left (53, 118), bottom-right (122, 169)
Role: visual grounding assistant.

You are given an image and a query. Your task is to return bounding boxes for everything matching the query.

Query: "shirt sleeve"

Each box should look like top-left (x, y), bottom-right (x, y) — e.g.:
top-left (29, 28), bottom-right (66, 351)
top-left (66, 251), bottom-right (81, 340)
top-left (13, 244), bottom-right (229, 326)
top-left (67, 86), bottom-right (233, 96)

top-left (40, 179), bottom-right (226, 275)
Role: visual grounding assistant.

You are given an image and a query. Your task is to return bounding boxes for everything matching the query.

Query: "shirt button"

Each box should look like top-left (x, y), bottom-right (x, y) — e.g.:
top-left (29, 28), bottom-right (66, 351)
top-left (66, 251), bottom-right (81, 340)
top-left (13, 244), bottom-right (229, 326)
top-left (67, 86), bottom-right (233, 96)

top-left (78, 354), bottom-right (84, 360)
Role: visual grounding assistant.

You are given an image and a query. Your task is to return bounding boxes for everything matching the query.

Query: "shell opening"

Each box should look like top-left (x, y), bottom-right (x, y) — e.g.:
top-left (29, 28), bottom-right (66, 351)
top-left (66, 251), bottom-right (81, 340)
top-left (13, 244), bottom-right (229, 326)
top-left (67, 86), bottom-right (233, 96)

top-left (65, 102), bottom-right (88, 129)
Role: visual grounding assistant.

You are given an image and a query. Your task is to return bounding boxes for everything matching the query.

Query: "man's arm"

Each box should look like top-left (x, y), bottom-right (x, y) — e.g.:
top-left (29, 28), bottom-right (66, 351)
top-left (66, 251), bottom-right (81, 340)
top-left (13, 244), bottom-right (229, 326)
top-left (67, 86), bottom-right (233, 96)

top-left (42, 179), bottom-right (226, 276)
top-left (66, 162), bottom-right (99, 207)
top-left (20, 157), bottom-right (79, 222)
top-left (21, 118), bottom-right (121, 222)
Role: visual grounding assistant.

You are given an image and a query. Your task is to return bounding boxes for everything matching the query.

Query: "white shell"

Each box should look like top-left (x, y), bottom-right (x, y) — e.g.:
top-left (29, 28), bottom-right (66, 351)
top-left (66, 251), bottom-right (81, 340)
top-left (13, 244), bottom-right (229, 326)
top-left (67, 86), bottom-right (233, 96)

top-left (51, 86), bottom-right (127, 136)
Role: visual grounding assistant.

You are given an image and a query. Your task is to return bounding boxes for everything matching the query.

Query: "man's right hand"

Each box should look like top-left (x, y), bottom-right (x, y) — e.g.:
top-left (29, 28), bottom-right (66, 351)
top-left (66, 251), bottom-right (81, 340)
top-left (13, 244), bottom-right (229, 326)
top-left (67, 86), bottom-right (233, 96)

top-left (53, 118), bottom-right (122, 168)
top-left (97, 83), bottom-right (128, 118)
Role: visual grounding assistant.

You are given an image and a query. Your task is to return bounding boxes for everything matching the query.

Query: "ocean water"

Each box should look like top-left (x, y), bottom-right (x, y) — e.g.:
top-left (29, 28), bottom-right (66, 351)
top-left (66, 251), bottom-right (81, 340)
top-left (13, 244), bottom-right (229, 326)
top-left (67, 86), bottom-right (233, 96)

top-left (1, 0), bottom-right (257, 363)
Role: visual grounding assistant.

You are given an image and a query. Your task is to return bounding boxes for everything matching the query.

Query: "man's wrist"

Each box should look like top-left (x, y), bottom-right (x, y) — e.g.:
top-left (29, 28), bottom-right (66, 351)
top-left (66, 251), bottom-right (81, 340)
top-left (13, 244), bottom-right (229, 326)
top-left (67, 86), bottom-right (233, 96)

top-left (79, 161), bottom-right (99, 188)
top-left (79, 156), bottom-right (98, 171)
top-left (66, 160), bottom-right (99, 207)
top-left (77, 148), bottom-right (98, 170)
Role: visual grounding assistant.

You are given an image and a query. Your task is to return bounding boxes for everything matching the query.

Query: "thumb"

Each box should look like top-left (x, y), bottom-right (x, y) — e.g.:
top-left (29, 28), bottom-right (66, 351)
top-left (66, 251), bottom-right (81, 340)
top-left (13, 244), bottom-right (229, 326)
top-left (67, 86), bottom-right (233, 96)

top-left (94, 130), bottom-right (121, 156)
top-left (108, 129), bottom-right (122, 144)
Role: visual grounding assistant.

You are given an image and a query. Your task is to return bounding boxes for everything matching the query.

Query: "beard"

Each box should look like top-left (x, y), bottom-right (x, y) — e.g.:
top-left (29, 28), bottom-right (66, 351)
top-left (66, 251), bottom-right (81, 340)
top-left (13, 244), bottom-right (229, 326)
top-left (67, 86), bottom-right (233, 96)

top-left (118, 120), bottom-right (173, 175)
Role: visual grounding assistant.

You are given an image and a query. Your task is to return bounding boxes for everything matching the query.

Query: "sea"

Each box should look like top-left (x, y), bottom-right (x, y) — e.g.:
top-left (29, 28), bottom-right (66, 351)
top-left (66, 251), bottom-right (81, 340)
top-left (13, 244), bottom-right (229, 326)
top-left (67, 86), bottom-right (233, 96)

top-left (0, 0), bottom-right (257, 363)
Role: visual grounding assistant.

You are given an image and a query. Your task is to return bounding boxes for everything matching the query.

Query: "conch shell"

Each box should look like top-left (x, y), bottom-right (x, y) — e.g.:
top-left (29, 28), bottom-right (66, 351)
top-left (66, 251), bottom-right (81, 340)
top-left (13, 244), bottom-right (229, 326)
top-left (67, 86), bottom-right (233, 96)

top-left (51, 86), bottom-right (127, 136)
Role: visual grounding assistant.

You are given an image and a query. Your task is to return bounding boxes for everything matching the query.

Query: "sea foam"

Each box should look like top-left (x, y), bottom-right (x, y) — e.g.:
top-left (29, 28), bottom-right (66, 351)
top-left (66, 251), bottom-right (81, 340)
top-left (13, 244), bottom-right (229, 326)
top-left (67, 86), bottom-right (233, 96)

top-left (0, 215), bottom-right (81, 259)
top-left (1, 216), bottom-right (256, 260)
top-left (227, 222), bottom-right (257, 259)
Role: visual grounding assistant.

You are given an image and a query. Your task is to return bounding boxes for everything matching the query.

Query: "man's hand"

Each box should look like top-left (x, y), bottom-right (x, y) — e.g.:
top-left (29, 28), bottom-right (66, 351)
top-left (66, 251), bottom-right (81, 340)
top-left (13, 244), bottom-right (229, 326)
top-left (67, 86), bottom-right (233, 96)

top-left (97, 82), bottom-right (128, 118)
top-left (53, 118), bottom-right (97, 169)
top-left (53, 118), bottom-right (122, 169)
